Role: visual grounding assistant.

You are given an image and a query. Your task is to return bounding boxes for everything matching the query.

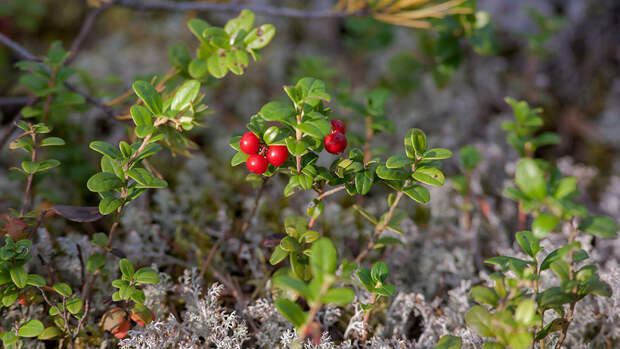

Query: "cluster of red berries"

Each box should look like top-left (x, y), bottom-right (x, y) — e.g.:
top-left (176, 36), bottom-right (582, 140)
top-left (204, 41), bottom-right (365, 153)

top-left (324, 119), bottom-right (347, 154)
top-left (240, 132), bottom-right (289, 174)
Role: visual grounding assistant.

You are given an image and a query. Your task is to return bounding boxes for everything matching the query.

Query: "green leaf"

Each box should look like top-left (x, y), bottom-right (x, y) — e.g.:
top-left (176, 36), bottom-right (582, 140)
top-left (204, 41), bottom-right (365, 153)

top-left (579, 216), bottom-right (619, 238)
top-left (295, 77), bottom-right (330, 104)
top-left (375, 284), bottom-right (395, 296)
top-left (187, 18), bottom-right (210, 41)
top-left (259, 101), bottom-right (296, 123)
top-left (135, 125), bottom-right (155, 138)
top-left (310, 238), bottom-right (337, 278)
top-left (207, 54), bottom-right (229, 78)
top-left (371, 262), bottom-right (389, 283)
top-left (376, 164), bottom-right (409, 180)
top-left (86, 253), bottom-right (105, 273)
top-left (133, 143), bottom-right (162, 163)
top-left (515, 298), bottom-right (536, 325)
top-left (550, 260), bottom-right (570, 281)
top-left (119, 259), bottom-right (134, 280)
top-left (66, 297), bottom-right (82, 314)
top-left (532, 213), bottom-right (560, 238)
top-left (244, 24), bottom-right (276, 49)
top-left (285, 138), bottom-right (308, 156)
top-left (92, 233), bottom-right (108, 248)
top-left (515, 230), bottom-right (541, 258)
top-left (21, 159), bottom-right (60, 174)
top-left (320, 287), bottom-right (354, 305)
top-left (231, 151), bottom-right (250, 166)
top-left (130, 105), bottom-right (153, 127)
top-left (87, 172), bottom-right (124, 192)
top-left (424, 148), bottom-right (453, 161)
top-left (53, 283), bottom-right (72, 297)
top-left (280, 236), bottom-right (301, 252)
top-left (226, 49), bottom-right (250, 75)
top-left (465, 305), bottom-right (493, 337)
top-left (10, 266), bottom-right (27, 288)
top-left (89, 141), bottom-right (122, 160)
top-left (355, 170), bottom-right (373, 195)
top-left (298, 119), bottom-right (331, 139)
top-left (274, 275), bottom-right (313, 300)
top-left (515, 158), bottom-right (547, 200)
top-left (470, 286), bottom-right (498, 306)
top-left (39, 137), bottom-right (65, 147)
top-left (188, 58), bottom-right (208, 78)
top-left (405, 128), bottom-right (427, 158)
top-left (402, 184), bottom-right (430, 204)
top-left (269, 245), bottom-right (288, 265)
top-left (458, 145), bottom-right (481, 170)
top-left (357, 268), bottom-right (374, 291)
top-left (508, 332), bottom-right (533, 349)
top-left (37, 327), bottom-right (61, 340)
top-left (127, 168), bottom-right (168, 189)
top-left (412, 166), bottom-right (445, 186)
top-left (352, 204), bottom-right (378, 225)
top-left (26, 274), bottom-right (46, 287)
top-left (17, 319), bottom-right (44, 338)
top-left (132, 81), bottom-right (162, 115)
top-left (99, 195), bottom-right (122, 215)
top-left (134, 268), bottom-right (160, 284)
top-left (435, 335), bottom-right (462, 349)
top-left (130, 288), bottom-right (146, 303)
top-left (274, 298), bottom-right (306, 328)
top-left (225, 9), bottom-right (254, 36)
top-left (386, 154), bottom-right (413, 169)
top-left (554, 177), bottom-right (577, 199)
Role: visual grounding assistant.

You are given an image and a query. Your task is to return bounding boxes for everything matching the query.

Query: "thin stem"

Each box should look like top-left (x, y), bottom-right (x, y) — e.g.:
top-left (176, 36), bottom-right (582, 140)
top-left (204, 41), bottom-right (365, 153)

top-left (361, 293), bottom-right (377, 342)
top-left (299, 281), bottom-right (331, 341)
top-left (555, 219), bottom-right (580, 349)
top-left (116, 0), bottom-right (349, 19)
top-left (316, 185), bottom-right (346, 201)
top-left (363, 116), bottom-right (373, 165)
top-left (295, 108), bottom-right (303, 173)
top-left (66, 1), bottom-right (115, 65)
top-left (355, 180), bottom-right (409, 264)
top-left (20, 129), bottom-right (38, 216)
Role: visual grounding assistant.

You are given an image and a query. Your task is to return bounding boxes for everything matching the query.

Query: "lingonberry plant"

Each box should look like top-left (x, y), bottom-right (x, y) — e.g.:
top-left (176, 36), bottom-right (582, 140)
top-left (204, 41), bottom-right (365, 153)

top-left (230, 76), bottom-right (452, 344)
top-left (459, 99), bottom-right (619, 349)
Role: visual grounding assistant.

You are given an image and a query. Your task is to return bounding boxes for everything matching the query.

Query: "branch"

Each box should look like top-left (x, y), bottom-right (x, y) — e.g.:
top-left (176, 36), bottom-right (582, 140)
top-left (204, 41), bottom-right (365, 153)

top-left (66, 1), bottom-right (116, 65)
top-left (0, 33), bottom-right (39, 61)
top-left (116, 0), bottom-right (348, 19)
top-left (0, 97), bottom-right (29, 106)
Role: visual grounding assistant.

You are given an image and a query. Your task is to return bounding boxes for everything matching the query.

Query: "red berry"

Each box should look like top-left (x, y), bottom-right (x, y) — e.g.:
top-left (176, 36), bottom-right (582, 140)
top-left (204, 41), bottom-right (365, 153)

top-left (240, 132), bottom-right (260, 154)
top-left (330, 119), bottom-right (346, 134)
top-left (246, 154), bottom-right (268, 174)
top-left (266, 145), bottom-right (289, 167)
top-left (324, 133), bottom-right (347, 154)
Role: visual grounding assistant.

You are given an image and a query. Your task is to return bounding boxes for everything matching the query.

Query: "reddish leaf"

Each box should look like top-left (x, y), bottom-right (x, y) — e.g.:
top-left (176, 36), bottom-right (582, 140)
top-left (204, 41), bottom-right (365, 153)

top-left (50, 205), bottom-right (103, 222)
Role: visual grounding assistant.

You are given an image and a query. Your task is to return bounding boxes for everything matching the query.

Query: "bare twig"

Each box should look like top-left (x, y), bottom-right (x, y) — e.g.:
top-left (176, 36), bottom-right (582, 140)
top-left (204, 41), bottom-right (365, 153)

top-left (0, 33), bottom-right (39, 61)
top-left (555, 219), bottom-right (581, 349)
top-left (0, 97), bottom-right (29, 106)
top-left (116, 0), bottom-right (348, 18)
top-left (66, 1), bottom-right (116, 65)
top-left (361, 293), bottom-right (377, 342)
top-left (355, 180), bottom-right (409, 264)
